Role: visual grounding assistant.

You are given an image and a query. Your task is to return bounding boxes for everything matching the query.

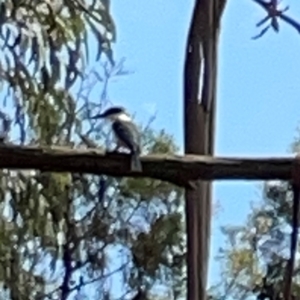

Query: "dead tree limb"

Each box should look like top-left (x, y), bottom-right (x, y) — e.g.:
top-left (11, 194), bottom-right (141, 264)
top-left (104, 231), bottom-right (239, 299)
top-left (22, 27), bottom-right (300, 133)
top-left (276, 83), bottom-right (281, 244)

top-left (0, 144), bottom-right (295, 187)
top-left (183, 1), bottom-right (227, 299)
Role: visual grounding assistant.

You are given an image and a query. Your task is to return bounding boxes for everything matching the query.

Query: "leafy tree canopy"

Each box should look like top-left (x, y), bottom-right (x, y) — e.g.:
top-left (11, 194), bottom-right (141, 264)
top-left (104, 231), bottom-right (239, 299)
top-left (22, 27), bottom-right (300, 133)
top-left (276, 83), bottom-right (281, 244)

top-left (210, 139), bottom-right (300, 300)
top-left (0, 1), bottom-right (186, 299)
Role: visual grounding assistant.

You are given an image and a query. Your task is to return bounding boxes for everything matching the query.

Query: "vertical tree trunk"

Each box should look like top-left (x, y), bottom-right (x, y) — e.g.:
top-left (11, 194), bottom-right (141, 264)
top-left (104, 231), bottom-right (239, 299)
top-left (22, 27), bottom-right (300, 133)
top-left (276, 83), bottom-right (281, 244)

top-left (184, 1), bottom-right (227, 300)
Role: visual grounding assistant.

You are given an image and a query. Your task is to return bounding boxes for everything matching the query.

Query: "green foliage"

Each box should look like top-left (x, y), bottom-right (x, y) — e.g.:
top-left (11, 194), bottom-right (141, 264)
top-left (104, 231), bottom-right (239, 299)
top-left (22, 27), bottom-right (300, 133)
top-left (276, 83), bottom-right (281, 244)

top-left (0, 81), bottom-right (186, 300)
top-left (0, 3), bottom-right (186, 299)
top-left (0, 0), bottom-right (115, 143)
top-left (108, 130), bottom-right (185, 298)
top-left (211, 159), bottom-right (300, 299)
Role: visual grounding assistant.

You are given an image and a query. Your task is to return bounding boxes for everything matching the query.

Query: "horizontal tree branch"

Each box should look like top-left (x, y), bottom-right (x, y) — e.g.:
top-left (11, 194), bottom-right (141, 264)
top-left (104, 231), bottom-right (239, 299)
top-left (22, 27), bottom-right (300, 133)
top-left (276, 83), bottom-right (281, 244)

top-left (0, 144), bottom-right (296, 187)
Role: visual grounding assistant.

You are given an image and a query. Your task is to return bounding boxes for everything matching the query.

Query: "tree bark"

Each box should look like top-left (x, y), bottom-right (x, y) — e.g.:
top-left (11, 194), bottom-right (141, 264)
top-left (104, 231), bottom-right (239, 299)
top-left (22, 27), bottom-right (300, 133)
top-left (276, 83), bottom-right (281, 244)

top-left (184, 1), bottom-right (227, 299)
top-left (0, 145), bottom-right (294, 183)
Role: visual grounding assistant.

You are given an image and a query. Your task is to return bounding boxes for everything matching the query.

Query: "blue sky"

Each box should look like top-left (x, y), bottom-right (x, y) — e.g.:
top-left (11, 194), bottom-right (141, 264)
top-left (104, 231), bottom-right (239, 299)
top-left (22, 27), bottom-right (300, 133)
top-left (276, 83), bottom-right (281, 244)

top-left (107, 0), bottom-right (300, 287)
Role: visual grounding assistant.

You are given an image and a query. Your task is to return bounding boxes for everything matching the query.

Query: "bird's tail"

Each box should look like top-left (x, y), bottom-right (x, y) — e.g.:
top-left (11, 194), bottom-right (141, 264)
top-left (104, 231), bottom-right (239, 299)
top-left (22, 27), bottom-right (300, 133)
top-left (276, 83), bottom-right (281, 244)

top-left (131, 153), bottom-right (142, 172)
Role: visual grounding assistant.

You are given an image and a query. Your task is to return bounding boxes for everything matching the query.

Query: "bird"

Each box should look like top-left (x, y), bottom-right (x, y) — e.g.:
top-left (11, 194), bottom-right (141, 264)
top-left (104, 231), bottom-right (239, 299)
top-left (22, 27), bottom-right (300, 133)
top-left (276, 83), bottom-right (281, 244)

top-left (91, 106), bottom-right (142, 172)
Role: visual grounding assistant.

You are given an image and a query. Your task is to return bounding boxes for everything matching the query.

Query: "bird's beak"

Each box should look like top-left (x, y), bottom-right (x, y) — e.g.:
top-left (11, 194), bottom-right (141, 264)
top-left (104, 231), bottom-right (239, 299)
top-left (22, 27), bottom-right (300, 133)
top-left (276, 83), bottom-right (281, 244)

top-left (91, 114), bottom-right (105, 119)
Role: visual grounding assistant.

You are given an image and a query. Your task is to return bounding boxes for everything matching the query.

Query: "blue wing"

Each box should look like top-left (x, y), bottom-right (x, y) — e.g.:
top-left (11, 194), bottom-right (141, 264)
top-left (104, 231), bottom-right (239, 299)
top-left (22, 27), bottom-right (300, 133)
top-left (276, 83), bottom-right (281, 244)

top-left (112, 120), bottom-right (141, 154)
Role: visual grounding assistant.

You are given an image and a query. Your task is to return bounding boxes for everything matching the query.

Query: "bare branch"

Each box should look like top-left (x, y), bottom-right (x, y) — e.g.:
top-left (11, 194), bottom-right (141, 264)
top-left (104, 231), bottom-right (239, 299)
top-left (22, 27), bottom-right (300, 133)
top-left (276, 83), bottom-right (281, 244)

top-left (252, 0), bottom-right (300, 39)
top-left (0, 144), bottom-right (295, 187)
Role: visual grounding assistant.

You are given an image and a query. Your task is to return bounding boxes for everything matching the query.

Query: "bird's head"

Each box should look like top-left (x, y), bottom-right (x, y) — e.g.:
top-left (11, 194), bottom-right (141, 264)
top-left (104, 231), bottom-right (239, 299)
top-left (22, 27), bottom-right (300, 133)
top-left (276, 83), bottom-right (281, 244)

top-left (91, 106), bottom-right (132, 122)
